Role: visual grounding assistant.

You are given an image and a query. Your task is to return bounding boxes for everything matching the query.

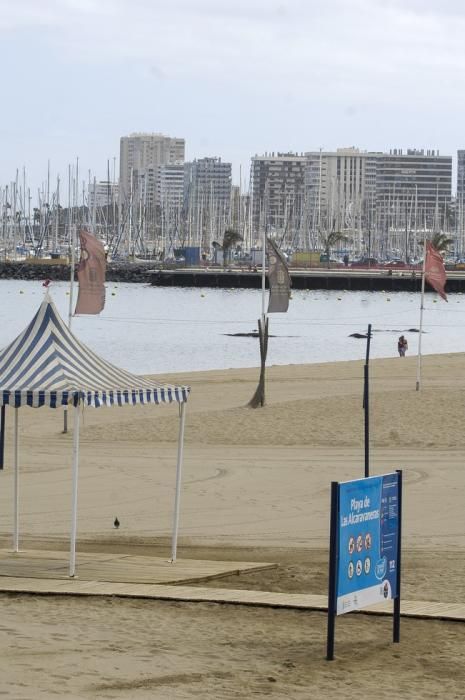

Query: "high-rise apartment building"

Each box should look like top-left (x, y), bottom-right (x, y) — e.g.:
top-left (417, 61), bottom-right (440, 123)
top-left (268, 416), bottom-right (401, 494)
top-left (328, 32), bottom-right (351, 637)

top-left (184, 157), bottom-right (232, 214)
top-left (458, 150), bottom-right (465, 201)
top-left (250, 153), bottom-right (306, 233)
top-left (304, 148), bottom-right (378, 233)
top-left (184, 157), bottom-right (232, 246)
top-left (119, 132), bottom-right (185, 203)
top-left (88, 180), bottom-right (119, 209)
top-left (157, 164), bottom-right (185, 208)
top-left (375, 149), bottom-right (452, 230)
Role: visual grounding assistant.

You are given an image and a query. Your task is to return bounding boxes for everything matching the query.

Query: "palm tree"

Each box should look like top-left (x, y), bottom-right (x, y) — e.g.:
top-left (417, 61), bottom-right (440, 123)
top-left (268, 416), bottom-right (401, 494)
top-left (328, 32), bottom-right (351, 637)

top-left (321, 230), bottom-right (349, 268)
top-left (222, 228), bottom-right (243, 267)
top-left (429, 232), bottom-right (454, 254)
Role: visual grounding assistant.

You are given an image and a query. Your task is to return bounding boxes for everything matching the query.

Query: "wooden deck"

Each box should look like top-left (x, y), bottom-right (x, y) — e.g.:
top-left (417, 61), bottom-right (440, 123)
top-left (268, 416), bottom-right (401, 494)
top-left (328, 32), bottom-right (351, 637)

top-left (0, 549), bottom-right (276, 585)
top-left (0, 550), bottom-right (463, 622)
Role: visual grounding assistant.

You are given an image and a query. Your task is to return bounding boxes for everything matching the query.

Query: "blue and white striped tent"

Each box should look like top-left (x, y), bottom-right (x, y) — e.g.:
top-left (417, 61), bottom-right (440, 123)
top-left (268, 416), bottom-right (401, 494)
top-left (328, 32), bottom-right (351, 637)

top-left (0, 294), bottom-right (190, 573)
top-left (0, 295), bottom-right (190, 408)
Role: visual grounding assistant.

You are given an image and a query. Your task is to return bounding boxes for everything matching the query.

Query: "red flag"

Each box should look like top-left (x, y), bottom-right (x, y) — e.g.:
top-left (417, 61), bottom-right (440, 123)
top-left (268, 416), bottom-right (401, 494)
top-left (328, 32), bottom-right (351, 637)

top-left (424, 241), bottom-right (447, 302)
top-left (74, 230), bottom-right (106, 315)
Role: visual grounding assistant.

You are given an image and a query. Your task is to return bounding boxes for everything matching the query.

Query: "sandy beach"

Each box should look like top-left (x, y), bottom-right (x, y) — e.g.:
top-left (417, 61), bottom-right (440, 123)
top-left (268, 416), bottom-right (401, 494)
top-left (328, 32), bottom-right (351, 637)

top-left (0, 353), bottom-right (464, 698)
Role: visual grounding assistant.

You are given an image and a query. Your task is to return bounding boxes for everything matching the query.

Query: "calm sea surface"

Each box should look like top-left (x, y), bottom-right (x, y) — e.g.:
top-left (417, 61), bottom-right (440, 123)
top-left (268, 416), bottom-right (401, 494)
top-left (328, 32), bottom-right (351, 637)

top-left (0, 279), bottom-right (463, 375)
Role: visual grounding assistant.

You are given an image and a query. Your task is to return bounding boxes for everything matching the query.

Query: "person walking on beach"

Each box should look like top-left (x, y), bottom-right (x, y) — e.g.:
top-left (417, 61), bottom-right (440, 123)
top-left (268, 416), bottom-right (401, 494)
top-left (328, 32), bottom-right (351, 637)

top-left (398, 335), bottom-right (408, 357)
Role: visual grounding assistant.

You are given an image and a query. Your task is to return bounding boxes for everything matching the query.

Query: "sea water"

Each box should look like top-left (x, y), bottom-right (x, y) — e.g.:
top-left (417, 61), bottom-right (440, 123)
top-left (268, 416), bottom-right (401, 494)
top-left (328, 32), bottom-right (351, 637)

top-left (0, 279), bottom-right (463, 374)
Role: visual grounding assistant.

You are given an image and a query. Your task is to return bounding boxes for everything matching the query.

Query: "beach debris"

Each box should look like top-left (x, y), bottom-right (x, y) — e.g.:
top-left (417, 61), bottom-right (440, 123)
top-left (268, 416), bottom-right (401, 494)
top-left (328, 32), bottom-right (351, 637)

top-left (113, 517), bottom-right (120, 529)
top-left (350, 328), bottom-right (422, 338)
top-left (224, 331), bottom-right (276, 338)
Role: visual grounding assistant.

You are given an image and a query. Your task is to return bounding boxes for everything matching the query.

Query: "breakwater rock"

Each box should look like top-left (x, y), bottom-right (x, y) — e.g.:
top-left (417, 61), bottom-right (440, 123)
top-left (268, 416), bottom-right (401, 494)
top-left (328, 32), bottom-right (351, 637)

top-left (0, 261), bottom-right (153, 283)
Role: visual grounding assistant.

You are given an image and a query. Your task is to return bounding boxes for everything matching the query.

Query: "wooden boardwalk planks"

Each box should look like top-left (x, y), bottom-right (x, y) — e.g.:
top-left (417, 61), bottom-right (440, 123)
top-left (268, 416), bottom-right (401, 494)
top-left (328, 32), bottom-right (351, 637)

top-left (0, 549), bottom-right (276, 585)
top-left (0, 576), bottom-right (463, 621)
top-left (0, 550), bottom-right (463, 622)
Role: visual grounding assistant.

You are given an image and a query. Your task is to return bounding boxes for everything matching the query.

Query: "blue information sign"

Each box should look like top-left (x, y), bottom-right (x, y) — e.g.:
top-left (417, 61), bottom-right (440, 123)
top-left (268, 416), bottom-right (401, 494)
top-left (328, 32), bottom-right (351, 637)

top-left (336, 472), bottom-right (399, 615)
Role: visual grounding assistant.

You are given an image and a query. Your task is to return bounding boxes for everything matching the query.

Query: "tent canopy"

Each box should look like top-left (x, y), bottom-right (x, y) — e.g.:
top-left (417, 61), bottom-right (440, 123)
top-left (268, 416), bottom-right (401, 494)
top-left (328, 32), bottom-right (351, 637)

top-left (0, 295), bottom-right (190, 408)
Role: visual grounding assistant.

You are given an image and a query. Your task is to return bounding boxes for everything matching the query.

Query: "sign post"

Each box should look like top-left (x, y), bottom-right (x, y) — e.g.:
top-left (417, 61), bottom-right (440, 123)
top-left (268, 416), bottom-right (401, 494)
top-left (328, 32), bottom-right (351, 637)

top-left (326, 471), bottom-right (402, 660)
top-left (326, 481), bottom-right (339, 661)
top-left (364, 323), bottom-right (372, 478)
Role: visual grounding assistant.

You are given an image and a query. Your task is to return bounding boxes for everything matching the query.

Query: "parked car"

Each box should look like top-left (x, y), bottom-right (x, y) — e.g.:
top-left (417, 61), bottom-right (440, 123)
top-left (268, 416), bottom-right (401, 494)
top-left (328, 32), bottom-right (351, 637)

top-left (349, 257), bottom-right (379, 268)
top-left (383, 259), bottom-right (408, 269)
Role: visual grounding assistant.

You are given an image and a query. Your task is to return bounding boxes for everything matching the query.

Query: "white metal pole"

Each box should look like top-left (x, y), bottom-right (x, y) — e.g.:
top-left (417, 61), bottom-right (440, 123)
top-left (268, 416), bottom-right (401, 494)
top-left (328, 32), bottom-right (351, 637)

top-left (170, 402), bottom-right (187, 563)
top-left (416, 238), bottom-right (427, 391)
top-left (261, 227), bottom-right (266, 321)
top-left (64, 224), bottom-right (76, 434)
top-left (13, 408), bottom-right (19, 553)
top-left (69, 403), bottom-right (80, 577)
top-left (68, 224), bottom-right (76, 329)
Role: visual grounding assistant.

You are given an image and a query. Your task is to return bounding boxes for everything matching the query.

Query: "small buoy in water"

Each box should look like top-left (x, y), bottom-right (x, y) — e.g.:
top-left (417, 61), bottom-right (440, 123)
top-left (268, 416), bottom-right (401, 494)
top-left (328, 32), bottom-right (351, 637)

top-left (201, 293), bottom-right (205, 298)
top-left (433, 299), bottom-right (437, 303)
top-left (66, 291), bottom-right (69, 295)
top-left (111, 292), bottom-right (116, 296)
top-left (114, 517), bottom-right (120, 529)
top-left (19, 290), bottom-right (24, 294)
top-left (337, 297), bottom-right (342, 301)
top-left (386, 298), bottom-right (391, 301)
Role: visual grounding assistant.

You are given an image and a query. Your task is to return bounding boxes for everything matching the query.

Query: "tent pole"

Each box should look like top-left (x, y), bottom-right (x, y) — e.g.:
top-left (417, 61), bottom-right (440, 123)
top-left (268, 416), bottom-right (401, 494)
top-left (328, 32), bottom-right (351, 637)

top-left (0, 405), bottom-right (5, 470)
top-left (13, 408), bottom-right (19, 553)
top-left (69, 403), bottom-right (80, 577)
top-left (170, 401), bottom-right (187, 563)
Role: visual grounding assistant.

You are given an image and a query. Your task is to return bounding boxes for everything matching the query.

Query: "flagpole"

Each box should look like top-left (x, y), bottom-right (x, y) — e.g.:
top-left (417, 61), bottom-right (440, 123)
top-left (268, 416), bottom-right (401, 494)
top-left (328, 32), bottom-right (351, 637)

top-left (63, 224), bottom-right (76, 434)
top-left (68, 224), bottom-right (76, 329)
top-left (415, 238), bottom-right (427, 391)
top-left (261, 227), bottom-right (266, 323)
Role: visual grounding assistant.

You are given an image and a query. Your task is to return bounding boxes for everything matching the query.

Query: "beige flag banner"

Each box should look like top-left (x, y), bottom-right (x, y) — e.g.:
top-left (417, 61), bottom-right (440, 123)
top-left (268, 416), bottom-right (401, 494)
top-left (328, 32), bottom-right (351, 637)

top-left (267, 237), bottom-right (291, 313)
top-left (74, 230), bottom-right (106, 315)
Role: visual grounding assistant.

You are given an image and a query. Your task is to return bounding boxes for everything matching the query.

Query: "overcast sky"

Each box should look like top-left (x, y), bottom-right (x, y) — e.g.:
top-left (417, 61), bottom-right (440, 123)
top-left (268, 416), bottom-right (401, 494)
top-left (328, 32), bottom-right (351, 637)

top-left (1, 0), bottom-right (464, 193)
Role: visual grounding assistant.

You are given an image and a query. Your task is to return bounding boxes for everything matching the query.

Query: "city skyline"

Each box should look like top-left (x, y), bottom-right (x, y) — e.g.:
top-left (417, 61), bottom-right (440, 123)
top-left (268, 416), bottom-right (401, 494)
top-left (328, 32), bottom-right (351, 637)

top-left (1, 1), bottom-right (465, 191)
